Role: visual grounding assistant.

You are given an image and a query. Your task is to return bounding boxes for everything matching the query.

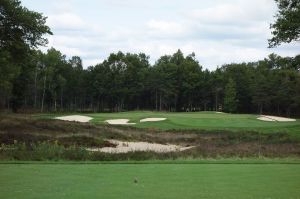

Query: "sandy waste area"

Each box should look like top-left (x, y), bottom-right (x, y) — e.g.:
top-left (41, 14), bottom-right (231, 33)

top-left (87, 140), bottom-right (194, 153)
top-left (257, 115), bottom-right (296, 122)
top-left (55, 115), bottom-right (92, 123)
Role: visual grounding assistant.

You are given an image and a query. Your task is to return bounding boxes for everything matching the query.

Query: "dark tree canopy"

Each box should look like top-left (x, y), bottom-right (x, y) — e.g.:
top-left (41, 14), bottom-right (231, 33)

top-left (0, 0), bottom-right (52, 111)
top-left (269, 0), bottom-right (300, 47)
top-left (0, 0), bottom-right (52, 50)
top-left (224, 78), bottom-right (237, 113)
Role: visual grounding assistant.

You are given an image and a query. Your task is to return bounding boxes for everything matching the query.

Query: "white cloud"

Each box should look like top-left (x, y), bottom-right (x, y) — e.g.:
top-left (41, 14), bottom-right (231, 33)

top-left (189, 0), bottom-right (275, 24)
top-left (47, 13), bottom-right (86, 30)
top-left (22, 0), bottom-right (300, 70)
top-left (147, 20), bottom-right (186, 35)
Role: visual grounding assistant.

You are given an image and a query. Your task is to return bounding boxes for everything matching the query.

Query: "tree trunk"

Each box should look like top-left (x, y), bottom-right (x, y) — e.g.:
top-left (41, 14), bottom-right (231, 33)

top-left (215, 92), bottom-right (218, 111)
top-left (7, 96), bottom-right (9, 110)
top-left (286, 107), bottom-right (291, 117)
top-left (174, 95), bottom-right (177, 112)
top-left (34, 65), bottom-right (38, 108)
top-left (159, 92), bottom-right (162, 111)
top-left (97, 98), bottom-right (100, 112)
top-left (24, 96), bottom-right (27, 108)
top-left (155, 89), bottom-right (158, 111)
top-left (41, 75), bottom-right (47, 112)
top-left (60, 88), bottom-right (63, 110)
top-left (259, 104), bottom-right (263, 115)
top-left (54, 98), bottom-right (57, 112)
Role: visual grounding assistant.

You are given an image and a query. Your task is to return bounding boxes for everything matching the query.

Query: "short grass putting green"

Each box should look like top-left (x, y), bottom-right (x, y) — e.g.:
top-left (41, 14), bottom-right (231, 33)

top-left (36, 111), bottom-right (300, 136)
top-left (1, 162), bottom-right (300, 199)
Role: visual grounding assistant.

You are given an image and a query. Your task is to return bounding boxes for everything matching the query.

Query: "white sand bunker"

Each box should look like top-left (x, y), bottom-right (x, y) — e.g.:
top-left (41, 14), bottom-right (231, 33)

top-left (87, 140), bottom-right (194, 153)
top-left (55, 115), bottom-right (92, 123)
top-left (106, 119), bottom-right (136, 125)
top-left (257, 115), bottom-right (296, 122)
top-left (257, 116), bottom-right (275, 122)
top-left (140, 118), bottom-right (166, 122)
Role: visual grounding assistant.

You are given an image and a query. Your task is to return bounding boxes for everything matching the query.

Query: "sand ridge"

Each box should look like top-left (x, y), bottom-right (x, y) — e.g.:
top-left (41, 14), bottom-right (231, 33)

top-left (55, 115), bottom-right (93, 123)
top-left (87, 140), bottom-right (194, 153)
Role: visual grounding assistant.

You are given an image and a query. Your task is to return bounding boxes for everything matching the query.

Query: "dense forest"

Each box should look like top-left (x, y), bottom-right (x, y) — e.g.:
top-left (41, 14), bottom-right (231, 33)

top-left (1, 0), bottom-right (300, 116)
top-left (1, 48), bottom-right (300, 116)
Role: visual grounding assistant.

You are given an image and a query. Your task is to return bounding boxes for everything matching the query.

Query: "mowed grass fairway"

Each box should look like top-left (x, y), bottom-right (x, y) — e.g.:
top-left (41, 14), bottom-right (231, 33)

top-left (37, 111), bottom-right (300, 136)
top-left (1, 163), bottom-right (300, 199)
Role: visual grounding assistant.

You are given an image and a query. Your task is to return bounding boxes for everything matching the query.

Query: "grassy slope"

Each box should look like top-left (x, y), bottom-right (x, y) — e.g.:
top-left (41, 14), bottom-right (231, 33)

top-left (36, 111), bottom-right (300, 136)
top-left (1, 163), bottom-right (300, 199)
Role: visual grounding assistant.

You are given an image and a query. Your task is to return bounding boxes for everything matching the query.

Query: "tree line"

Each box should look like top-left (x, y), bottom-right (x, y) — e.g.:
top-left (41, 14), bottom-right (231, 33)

top-left (1, 47), bottom-right (300, 116)
top-left (0, 0), bottom-right (300, 116)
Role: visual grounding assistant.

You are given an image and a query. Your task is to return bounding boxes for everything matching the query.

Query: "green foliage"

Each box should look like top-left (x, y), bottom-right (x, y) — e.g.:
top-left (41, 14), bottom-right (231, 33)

top-left (153, 50), bottom-right (203, 111)
top-left (0, 0), bottom-right (51, 111)
top-left (1, 46), bottom-right (300, 116)
top-left (0, 50), bottom-right (18, 108)
top-left (224, 78), bottom-right (237, 113)
top-left (269, 0), bottom-right (300, 47)
top-left (0, 0), bottom-right (52, 49)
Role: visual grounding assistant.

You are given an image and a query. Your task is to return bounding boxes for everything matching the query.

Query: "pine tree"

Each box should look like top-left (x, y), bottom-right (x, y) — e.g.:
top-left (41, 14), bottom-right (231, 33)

top-left (224, 78), bottom-right (237, 113)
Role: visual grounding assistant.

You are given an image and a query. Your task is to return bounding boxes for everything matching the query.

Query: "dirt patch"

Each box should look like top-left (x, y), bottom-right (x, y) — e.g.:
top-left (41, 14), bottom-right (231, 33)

top-left (87, 140), bottom-right (194, 153)
top-left (55, 115), bottom-right (92, 123)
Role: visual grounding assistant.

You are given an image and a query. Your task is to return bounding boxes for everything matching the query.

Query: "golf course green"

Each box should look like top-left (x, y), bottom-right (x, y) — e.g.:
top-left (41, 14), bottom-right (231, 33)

top-left (38, 111), bottom-right (300, 136)
top-left (1, 162), bottom-right (299, 199)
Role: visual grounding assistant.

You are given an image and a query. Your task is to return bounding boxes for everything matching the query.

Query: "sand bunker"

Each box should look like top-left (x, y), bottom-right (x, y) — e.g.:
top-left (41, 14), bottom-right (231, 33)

top-left (106, 118), bottom-right (167, 125)
top-left (106, 119), bottom-right (136, 125)
top-left (257, 116), bottom-right (275, 121)
top-left (55, 115), bottom-right (92, 123)
top-left (140, 118), bottom-right (166, 122)
top-left (87, 140), bottom-right (194, 153)
top-left (257, 115), bottom-right (296, 122)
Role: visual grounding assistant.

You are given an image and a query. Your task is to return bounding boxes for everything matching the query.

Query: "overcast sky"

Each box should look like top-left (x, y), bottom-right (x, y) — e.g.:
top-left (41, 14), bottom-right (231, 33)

top-left (22, 0), bottom-right (299, 70)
